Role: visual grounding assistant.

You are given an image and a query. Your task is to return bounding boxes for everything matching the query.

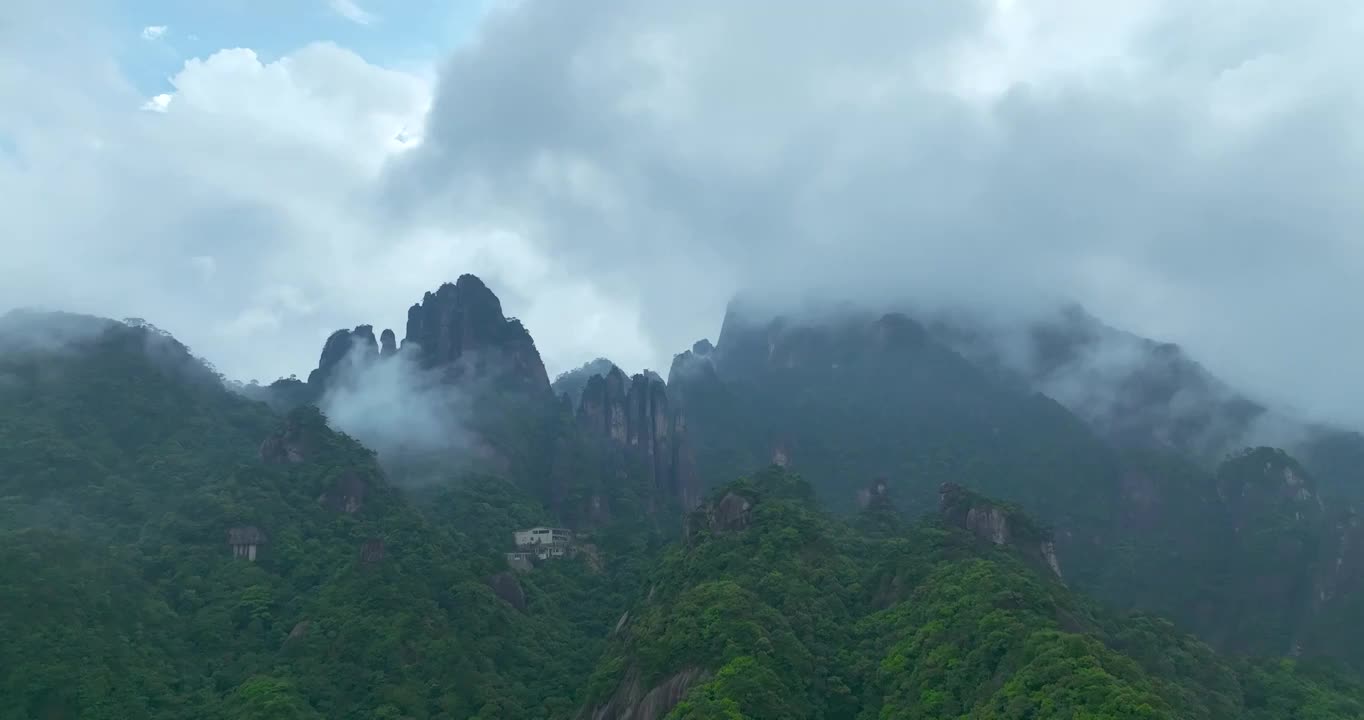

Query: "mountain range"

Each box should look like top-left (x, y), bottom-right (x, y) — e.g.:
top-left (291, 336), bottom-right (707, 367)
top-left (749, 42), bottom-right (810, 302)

top-left (2, 276), bottom-right (1364, 719)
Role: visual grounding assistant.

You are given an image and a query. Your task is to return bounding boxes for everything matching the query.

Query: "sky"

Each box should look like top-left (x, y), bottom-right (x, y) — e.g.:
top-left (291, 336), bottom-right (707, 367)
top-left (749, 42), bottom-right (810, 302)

top-left (3, 0), bottom-right (1364, 426)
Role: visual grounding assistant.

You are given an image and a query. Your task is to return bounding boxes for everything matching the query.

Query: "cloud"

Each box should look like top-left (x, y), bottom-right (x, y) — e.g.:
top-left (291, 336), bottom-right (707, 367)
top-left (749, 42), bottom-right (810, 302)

top-left (384, 0), bottom-right (1364, 427)
top-left (141, 25), bottom-right (167, 41)
top-left (329, 0), bottom-right (376, 25)
top-left (319, 341), bottom-right (480, 485)
top-left (140, 93), bottom-right (172, 112)
top-left (5, 0), bottom-right (1364, 435)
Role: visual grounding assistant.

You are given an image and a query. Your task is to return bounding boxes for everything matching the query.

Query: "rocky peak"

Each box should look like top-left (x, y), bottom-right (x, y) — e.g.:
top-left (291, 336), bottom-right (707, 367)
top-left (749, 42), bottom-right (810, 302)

top-left (553, 357), bottom-right (620, 408)
top-left (307, 325), bottom-right (379, 390)
top-left (403, 274), bottom-right (550, 393)
top-left (939, 482), bottom-right (1062, 580)
top-left (379, 328), bottom-right (397, 357)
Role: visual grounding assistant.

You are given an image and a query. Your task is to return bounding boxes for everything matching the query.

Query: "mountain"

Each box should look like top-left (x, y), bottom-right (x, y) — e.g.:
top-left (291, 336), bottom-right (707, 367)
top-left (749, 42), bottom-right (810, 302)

top-left (266, 275), bottom-right (698, 528)
top-left (668, 298), bottom-right (1364, 675)
top-left (0, 310), bottom-right (650, 718)
top-left (931, 303), bottom-right (1364, 506)
top-left (929, 304), bottom-right (1266, 459)
top-left (579, 466), bottom-right (1364, 719)
top-left (552, 358), bottom-right (665, 411)
top-left (553, 357), bottom-right (621, 408)
top-left (6, 285), bottom-right (1364, 718)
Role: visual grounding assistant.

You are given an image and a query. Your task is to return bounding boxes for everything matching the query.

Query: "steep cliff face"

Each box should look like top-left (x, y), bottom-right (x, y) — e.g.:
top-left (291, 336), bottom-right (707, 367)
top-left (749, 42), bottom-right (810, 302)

top-left (403, 274), bottom-right (551, 393)
top-left (306, 325), bottom-right (381, 390)
top-left (582, 666), bottom-right (710, 720)
top-left (577, 366), bottom-right (701, 513)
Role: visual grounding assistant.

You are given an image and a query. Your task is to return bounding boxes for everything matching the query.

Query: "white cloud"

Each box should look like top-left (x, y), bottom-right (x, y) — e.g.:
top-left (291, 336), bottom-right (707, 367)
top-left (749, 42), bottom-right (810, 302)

top-left (141, 25), bottom-right (167, 41)
top-left (140, 93), bottom-right (172, 112)
top-left (387, 0), bottom-right (1364, 426)
top-left (5, 0), bottom-right (1364, 432)
top-left (329, 0), bottom-right (376, 25)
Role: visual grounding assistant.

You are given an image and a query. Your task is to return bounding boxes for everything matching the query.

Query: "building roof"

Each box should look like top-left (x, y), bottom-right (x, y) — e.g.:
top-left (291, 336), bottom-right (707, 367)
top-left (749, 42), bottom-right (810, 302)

top-left (227, 526), bottom-right (267, 545)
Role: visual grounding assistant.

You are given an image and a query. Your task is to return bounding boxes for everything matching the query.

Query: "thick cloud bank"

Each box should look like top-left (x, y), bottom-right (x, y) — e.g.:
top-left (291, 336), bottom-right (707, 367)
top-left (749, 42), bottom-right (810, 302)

top-left (388, 0), bottom-right (1364, 424)
top-left (4, 0), bottom-right (1364, 427)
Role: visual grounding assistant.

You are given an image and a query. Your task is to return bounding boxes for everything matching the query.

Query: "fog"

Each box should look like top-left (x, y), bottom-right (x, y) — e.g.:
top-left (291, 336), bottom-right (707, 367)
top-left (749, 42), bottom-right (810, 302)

top-left (317, 336), bottom-right (481, 485)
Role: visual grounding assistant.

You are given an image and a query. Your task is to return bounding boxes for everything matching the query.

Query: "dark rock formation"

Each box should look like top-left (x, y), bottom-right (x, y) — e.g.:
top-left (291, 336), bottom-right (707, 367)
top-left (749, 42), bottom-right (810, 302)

top-left (940, 483), bottom-right (1062, 580)
top-left (579, 367), bottom-right (630, 445)
top-left (553, 357), bottom-right (620, 409)
top-left (577, 367), bottom-right (701, 512)
top-left (403, 274), bottom-right (550, 392)
top-left (582, 666), bottom-right (710, 720)
top-left (300, 275), bottom-right (550, 400)
top-left (307, 325), bottom-right (379, 390)
top-left (319, 470), bottom-right (367, 514)
top-left (360, 538), bottom-right (385, 563)
top-left (487, 571), bottom-right (527, 612)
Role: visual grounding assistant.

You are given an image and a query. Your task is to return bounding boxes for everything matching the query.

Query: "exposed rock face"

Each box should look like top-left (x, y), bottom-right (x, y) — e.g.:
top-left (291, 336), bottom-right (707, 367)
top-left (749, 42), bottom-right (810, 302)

top-left (553, 357), bottom-right (619, 409)
top-left (259, 413), bottom-right (312, 464)
top-left (287, 621), bottom-right (310, 642)
top-left (583, 666), bottom-right (710, 720)
top-left (301, 276), bottom-right (549, 397)
top-left (319, 470), bottom-right (366, 514)
top-left (1217, 448), bottom-right (1324, 532)
top-left (307, 325), bottom-right (379, 390)
top-left (403, 274), bottom-right (550, 393)
top-left (939, 482), bottom-right (1062, 580)
top-left (579, 367), bottom-right (630, 444)
top-left (577, 367), bottom-right (701, 512)
top-left (1316, 510), bottom-right (1364, 608)
top-left (687, 491), bottom-right (753, 541)
top-left (487, 571), bottom-right (527, 612)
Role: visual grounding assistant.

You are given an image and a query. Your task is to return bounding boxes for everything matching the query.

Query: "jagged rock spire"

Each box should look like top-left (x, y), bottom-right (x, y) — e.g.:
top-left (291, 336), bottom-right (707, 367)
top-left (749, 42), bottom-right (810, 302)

top-left (402, 274), bottom-right (550, 392)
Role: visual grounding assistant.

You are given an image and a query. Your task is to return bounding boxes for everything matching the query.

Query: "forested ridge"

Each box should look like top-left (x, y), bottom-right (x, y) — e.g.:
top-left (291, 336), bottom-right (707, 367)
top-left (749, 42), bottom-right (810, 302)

top-left (2, 308), bottom-right (1364, 718)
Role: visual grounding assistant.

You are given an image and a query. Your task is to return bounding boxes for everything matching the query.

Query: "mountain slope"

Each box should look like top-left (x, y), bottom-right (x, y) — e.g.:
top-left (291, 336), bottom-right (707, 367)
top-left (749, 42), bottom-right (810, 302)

top-left (581, 467), bottom-right (1364, 719)
top-left (0, 311), bottom-right (645, 719)
top-left (666, 300), bottom-right (1364, 676)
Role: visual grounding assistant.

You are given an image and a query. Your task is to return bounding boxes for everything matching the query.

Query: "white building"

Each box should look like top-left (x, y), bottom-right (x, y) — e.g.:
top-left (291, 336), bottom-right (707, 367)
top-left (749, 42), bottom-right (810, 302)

top-left (512, 527), bottom-right (574, 560)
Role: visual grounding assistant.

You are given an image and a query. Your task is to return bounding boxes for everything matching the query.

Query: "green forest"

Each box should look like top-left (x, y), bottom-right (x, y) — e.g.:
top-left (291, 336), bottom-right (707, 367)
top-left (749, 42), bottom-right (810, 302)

top-left (2, 312), bottom-right (1364, 719)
